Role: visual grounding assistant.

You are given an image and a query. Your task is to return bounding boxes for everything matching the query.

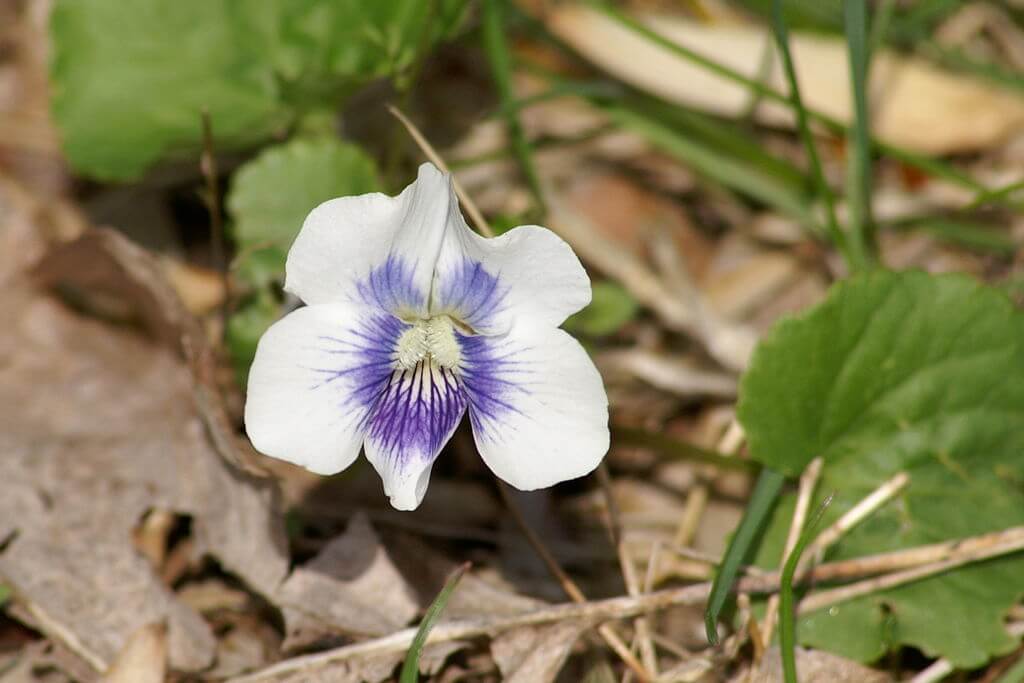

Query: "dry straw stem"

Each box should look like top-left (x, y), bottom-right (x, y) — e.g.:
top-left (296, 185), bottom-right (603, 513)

top-left (597, 464), bottom-right (658, 677)
top-left (797, 526), bottom-right (1024, 615)
top-left (799, 470), bottom-right (910, 573)
top-left (673, 419), bottom-right (743, 548)
top-left (498, 482), bottom-right (653, 682)
top-left (386, 105), bottom-right (493, 238)
top-left (760, 457), bottom-right (823, 646)
top-left (230, 525), bottom-right (1024, 682)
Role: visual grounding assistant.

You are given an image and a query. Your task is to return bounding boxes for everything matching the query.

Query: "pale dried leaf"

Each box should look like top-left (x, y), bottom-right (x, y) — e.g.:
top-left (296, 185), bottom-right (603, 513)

top-left (548, 7), bottom-right (1024, 154)
top-left (491, 620), bottom-right (588, 683)
top-left (742, 647), bottom-right (893, 683)
top-left (100, 623), bottom-right (167, 683)
top-left (277, 512), bottom-right (420, 646)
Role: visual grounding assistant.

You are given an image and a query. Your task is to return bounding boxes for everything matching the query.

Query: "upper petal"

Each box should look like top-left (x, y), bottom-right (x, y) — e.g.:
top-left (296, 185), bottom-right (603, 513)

top-left (363, 362), bottom-right (468, 510)
top-left (285, 163), bottom-right (455, 316)
top-left (459, 323), bottom-right (609, 490)
top-left (244, 301), bottom-right (402, 475)
top-left (432, 198), bottom-right (591, 333)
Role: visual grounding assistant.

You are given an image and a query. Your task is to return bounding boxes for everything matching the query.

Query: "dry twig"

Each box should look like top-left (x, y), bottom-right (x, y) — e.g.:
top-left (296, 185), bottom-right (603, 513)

top-left (761, 457), bottom-right (823, 646)
top-left (230, 525), bottom-right (1024, 682)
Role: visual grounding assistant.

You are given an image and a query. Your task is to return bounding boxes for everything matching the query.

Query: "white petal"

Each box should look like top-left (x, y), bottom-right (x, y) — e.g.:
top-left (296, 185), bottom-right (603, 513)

top-left (459, 323), bottom-right (609, 490)
top-left (244, 302), bottom-right (404, 475)
top-left (433, 207), bottom-right (592, 333)
top-left (362, 363), bottom-right (468, 510)
top-left (285, 163), bottom-right (454, 315)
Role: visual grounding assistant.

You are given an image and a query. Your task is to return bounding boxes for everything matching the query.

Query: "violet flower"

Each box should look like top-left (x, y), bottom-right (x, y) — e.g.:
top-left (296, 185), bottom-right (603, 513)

top-left (245, 163), bottom-right (609, 510)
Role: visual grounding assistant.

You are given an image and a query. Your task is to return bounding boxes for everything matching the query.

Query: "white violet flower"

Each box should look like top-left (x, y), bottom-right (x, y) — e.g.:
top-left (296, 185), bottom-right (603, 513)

top-left (245, 163), bottom-right (610, 510)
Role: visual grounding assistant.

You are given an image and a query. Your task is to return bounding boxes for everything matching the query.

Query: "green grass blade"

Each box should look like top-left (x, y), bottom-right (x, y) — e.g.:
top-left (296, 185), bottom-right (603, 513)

top-left (601, 100), bottom-right (815, 226)
top-left (964, 177), bottom-right (1024, 211)
top-left (768, 0), bottom-right (849, 261)
top-left (843, 0), bottom-right (876, 270)
top-left (704, 467), bottom-right (785, 644)
top-left (483, 0), bottom-right (546, 215)
top-left (587, 1), bottom-right (1000, 202)
top-left (399, 562), bottom-right (471, 683)
top-left (612, 427), bottom-right (757, 473)
top-left (888, 216), bottom-right (1017, 256)
top-left (779, 494), bottom-right (833, 683)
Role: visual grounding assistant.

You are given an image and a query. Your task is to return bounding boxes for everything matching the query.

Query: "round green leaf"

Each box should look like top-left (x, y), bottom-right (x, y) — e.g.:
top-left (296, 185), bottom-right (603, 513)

top-left (565, 282), bottom-right (639, 337)
top-left (742, 270), bottom-right (1024, 667)
top-left (227, 137), bottom-right (380, 254)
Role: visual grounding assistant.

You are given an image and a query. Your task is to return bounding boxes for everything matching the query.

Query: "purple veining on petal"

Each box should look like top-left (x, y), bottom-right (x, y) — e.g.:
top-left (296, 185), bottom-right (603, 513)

top-left (457, 332), bottom-right (531, 442)
top-left (357, 254), bottom-right (426, 312)
top-left (307, 310), bottom-right (407, 411)
top-left (434, 259), bottom-right (509, 330)
top-left (364, 363), bottom-right (468, 466)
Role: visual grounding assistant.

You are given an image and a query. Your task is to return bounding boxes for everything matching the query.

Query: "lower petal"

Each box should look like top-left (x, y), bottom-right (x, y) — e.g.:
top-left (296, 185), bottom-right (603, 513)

top-left (244, 302), bottom-right (403, 475)
top-left (363, 362), bottom-right (468, 510)
top-left (459, 324), bottom-right (609, 490)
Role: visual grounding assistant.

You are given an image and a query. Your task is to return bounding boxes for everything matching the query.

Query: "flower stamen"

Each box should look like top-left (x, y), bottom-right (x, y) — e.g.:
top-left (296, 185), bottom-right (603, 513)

top-left (395, 315), bottom-right (463, 371)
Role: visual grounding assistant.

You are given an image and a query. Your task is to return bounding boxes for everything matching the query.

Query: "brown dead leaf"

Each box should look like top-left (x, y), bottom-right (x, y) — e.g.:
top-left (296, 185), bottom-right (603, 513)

top-left (491, 620), bottom-right (588, 683)
top-left (100, 623), bottom-right (167, 683)
top-left (276, 512), bottom-right (420, 648)
top-left (742, 647), bottom-right (893, 683)
top-left (0, 219), bottom-right (287, 673)
top-left (0, 640), bottom-right (78, 683)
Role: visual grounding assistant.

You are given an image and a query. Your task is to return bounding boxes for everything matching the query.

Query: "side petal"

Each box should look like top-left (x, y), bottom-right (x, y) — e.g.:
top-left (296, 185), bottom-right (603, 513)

top-left (433, 204), bottom-right (591, 333)
top-left (363, 363), bottom-right (468, 510)
top-left (459, 324), bottom-right (609, 490)
top-left (285, 163), bottom-right (454, 315)
top-left (244, 302), bottom-right (404, 475)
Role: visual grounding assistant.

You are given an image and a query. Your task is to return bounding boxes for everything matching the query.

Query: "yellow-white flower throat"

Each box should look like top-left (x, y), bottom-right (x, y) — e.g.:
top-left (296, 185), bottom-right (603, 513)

top-left (395, 315), bottom-right (463, 371)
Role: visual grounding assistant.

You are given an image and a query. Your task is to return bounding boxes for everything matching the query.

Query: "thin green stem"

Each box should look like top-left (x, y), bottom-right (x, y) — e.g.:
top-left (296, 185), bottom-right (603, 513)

top-left (483, 0), bottom-right (547, 215)
top-left (769, 0), bottom-right (850, 264)
top-left (780, 495), bottom-right (833, 683)
top-left (399, 562), bottom-right (470, 683)
top-left (844, 0), bottom-right (876, 271)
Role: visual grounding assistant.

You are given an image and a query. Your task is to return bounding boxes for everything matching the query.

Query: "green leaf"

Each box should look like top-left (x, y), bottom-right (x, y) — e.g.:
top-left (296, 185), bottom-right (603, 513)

top-left (50, 0), bottom-right (290, 180)
top-left (0, 584), bottom-right (9, 608)
top-left (50, 0), bottom-right (468, 179)
top-left (740, 269), bottom-right (1024, 667)
top-left (228, 137), bottom-right (380, 257)
top-left (226, 292), bottom-right (281, 387)
top-left (400, 562), bottom-right (470, 683)
top-left (564, 282), bottom-right (638, 337)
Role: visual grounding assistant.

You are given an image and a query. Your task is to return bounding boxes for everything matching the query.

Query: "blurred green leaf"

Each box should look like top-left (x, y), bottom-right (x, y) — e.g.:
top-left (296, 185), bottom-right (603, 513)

top-left (565, 282), bottom-right (638, 337)
top-left (225, 136), bottom-right (379, 383)
top-left (233, 245), bottom-right (291, 292)
top-left (51, 0), bottom-right (289, 180)
top-left (50, 0), bottom-right (468, 179)
top-left (0, 584), bottom-right (9, 608)
top-left (228, 136), bottom-right (381, 257)
top-left (741, 270), bottom-right (1024, 666)
top-left (226, 291), bottom-right (281, 387)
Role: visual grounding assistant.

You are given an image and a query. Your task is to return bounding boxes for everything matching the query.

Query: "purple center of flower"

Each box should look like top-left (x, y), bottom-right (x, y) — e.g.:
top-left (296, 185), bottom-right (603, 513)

top-left (316, 255), bottom-right (527, 468)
